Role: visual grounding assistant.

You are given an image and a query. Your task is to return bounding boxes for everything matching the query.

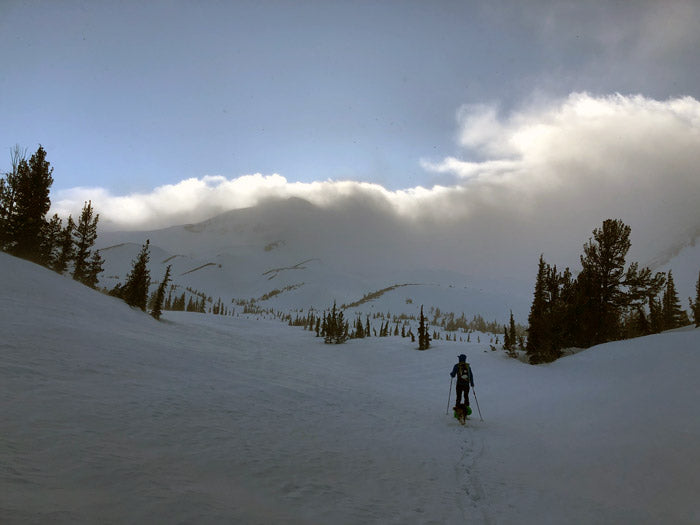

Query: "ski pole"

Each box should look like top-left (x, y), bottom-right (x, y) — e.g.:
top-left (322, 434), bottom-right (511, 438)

top-left (472, 388), bottom-right (484, 422)
top-left (446, 377), bottom-right (453, 415)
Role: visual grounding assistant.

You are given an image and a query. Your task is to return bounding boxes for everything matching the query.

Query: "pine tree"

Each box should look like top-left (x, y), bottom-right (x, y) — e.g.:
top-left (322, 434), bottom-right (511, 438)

top-left (72, 201), bottom-right (100, 284)
top-left (526, 255), bottom-right (550, 363)
top-left (649, 295), bottom-right (663, 334)
top-left (662, 270), bottom-right (684, 330)
top-left (8, 146), bottom-right (54, 261)
top-left (39, 213), bottom-right (62, 267)
top-left (633, 306), bottom-right (650, 336)
top-left (0, 145), bottom-right (24, 251)
top-left (418, 305), bottom-right (430, 350)
top-left (53, 215), bottom-right (75, 274)
top-left (505, 310), bottom-right (516, 351)
top-left (336, 308), bottom-right (347, 343)
top-left (323, 302), bottom-right (348, 344)
top-left (355, 316), bottom-right (365, 338)
top-left (690, 269), bottom-right (700, 328)
top-left (150, 265), bottom-right (171, 320)
top-left (324, 307), bottom-right (334, 343)
top-left (576, 219), bottom-right (664, 346)
top-left (556, 267), bottom-right (577, 348)
top-left (321, 311), bottom-right (328, 339)
top-left (122, 240), bottom-right (151, 310)
top-left (0, 177), bottom-right (11, 249)
top-left (176, 292), bottom-right (186, 310)
top-left (577, 219), bottom-right (632, 345)
top-left (83, 250), bottom-right (104, 289)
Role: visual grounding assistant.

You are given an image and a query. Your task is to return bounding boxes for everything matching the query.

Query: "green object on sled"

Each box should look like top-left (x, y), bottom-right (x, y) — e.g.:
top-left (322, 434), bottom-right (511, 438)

top-left (453, 405), bottom-right (473, 419)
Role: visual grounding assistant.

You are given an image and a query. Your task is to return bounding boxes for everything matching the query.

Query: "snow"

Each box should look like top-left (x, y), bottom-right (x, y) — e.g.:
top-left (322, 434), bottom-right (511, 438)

top-left (2, 251), bottom-right (700, 524)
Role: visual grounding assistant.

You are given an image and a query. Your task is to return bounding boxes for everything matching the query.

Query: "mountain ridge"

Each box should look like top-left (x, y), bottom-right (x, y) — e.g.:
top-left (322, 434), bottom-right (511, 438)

top-left (95, 196), bottom-right (699, 322)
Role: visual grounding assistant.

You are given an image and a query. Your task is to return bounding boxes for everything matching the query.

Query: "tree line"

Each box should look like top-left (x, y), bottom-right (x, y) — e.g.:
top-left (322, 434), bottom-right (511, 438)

top-left (527, 218), bottom-right (699, 364)
top-left (0, 144), bottom-right (174, 321)
top-left (0, 145), bottom-right (103, 287)
top-left (107, 239), bottom-right (175, 320)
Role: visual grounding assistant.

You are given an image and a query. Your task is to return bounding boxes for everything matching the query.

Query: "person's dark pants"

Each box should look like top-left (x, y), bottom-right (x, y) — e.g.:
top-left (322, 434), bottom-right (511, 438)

top-left (456, 382), bottom-right (470, 406)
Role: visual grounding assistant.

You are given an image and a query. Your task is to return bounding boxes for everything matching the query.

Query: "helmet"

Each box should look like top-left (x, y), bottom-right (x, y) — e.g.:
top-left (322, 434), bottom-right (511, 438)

top-left (458, 354), bottom-right (467, 362)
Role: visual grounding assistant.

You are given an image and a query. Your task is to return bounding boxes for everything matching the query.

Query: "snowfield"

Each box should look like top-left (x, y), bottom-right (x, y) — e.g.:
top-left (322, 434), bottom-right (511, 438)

top-left (2, 251), bottom-right (699, 524)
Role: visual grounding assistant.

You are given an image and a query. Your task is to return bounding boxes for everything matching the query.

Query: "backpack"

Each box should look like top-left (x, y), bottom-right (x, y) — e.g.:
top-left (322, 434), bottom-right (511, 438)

top-left (458, 362), bottom-right (470, 382)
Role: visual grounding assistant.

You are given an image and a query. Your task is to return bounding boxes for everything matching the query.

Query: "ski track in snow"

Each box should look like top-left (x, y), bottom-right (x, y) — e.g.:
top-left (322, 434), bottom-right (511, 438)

top-left (2, 252), bottom-right (700, 524)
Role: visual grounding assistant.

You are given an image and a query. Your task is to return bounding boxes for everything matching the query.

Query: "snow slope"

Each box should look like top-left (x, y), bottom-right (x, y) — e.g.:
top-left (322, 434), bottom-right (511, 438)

top-left (2, 252), bottom-right (699, 524)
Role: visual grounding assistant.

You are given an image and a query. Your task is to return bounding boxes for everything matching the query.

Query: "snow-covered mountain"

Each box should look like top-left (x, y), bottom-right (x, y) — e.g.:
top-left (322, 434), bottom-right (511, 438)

top-left (2, 249), bottom-right (699, 523)
top-left (96, 196), bottom-right (700, 325)
top-left (97, 197), bottom-right (534, 323)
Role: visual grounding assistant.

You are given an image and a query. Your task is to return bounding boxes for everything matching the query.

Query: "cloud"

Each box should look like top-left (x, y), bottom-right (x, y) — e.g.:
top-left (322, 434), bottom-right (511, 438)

top-left (53, 93), bottom-right (700, 287)
top-left (54, 173), bottom-right (294, 230)
top-left (420, 93), bottom-right (700, 269)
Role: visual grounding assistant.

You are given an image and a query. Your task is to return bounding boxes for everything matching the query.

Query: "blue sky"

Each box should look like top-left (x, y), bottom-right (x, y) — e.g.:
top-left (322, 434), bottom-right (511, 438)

top-left (3, 1), bottom-right (698, 193)
top-left (2, 0), bottom-right (700, 267)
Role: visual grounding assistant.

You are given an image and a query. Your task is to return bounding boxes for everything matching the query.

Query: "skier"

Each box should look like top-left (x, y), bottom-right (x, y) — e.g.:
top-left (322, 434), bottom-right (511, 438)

top-left (450, 354), bottom-right (474, 410)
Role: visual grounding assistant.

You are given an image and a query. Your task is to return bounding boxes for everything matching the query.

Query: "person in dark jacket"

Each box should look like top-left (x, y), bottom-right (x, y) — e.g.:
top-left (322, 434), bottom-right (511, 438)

top-left (450, 354), bottom-right (474, 407)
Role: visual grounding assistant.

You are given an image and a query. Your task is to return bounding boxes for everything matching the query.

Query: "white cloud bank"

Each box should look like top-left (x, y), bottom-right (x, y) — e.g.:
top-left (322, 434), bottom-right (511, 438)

top-left (54, 92), bottom-right (700, 274)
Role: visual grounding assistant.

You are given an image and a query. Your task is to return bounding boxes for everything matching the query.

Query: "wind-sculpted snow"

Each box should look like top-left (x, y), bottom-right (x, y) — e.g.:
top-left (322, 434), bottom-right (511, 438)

top-left (1, 252), bottom-right (699, 524)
